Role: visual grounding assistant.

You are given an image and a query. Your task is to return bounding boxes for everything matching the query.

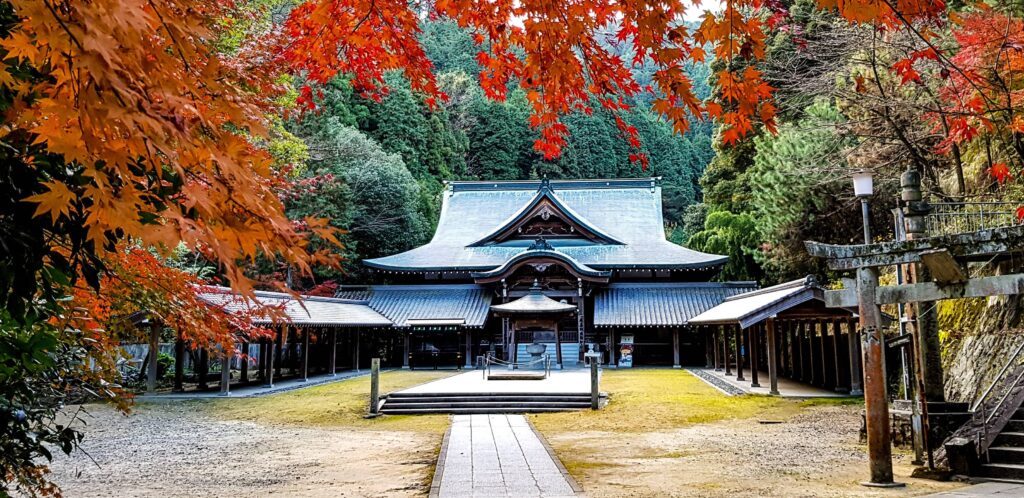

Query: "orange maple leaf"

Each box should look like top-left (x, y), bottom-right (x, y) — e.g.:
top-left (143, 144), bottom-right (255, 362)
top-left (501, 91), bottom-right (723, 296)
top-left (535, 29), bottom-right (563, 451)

top-left (24, 181), bottom-right (76, 223)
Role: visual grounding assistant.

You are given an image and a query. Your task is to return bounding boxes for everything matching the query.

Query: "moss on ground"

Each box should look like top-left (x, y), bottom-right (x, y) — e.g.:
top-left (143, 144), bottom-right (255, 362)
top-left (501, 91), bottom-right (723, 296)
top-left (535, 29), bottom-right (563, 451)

top-left (206, 370), bottom-right (454, 433)
top-left (530, 368), bottom-right (846, 433)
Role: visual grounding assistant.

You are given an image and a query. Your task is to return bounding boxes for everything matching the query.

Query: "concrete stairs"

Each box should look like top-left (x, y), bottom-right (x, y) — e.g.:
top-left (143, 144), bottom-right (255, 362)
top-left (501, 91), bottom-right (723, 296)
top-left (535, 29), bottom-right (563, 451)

top-left (514, 343), bottom-right (580, 368)
top-left (979, 408), bottom-right (1024, 481)
top-left (379, 392), bottom-right (593, 414)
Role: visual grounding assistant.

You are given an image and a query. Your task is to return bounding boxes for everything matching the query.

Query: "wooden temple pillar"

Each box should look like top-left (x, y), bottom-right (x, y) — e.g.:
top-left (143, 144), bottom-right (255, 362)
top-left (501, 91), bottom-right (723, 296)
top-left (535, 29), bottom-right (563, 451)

top-left (276, 325), bottom-right (284, 377)
top-left (796, 321), bottom-right (805, 382)
top-left (818, 321), bottom-right (830, 388)
top-left (848, 318), bottom-right (864, 395)
top-left (329, 329), bottom-right (337, 376)
top-left (555, 321), bottom-right (563, 368)
top-left (173, 334), bottom-right (185, 392)
top-left (734, 326), bottom-right (745, 382)
top-left (722, 326), bottom-right (731, 376)
top-left (465, 329), bottom-right (473, 368)
top-left (197, 348), bottom-right (210, 390)
top-left (219, 344), bottom-right (232, 396)
top-left (240, 341), bottom-right (249, 383)
top-left (673, 327), bottom-right (682, 369)
top-left (402, 331), bottom-right (410, 368)
top-left (146, 319), bottom-right (160, 395)
top-left (766, 317), bottom-right (780, 395)
top-left (712, 327), bottom-right (721, 370)
top-left (831, 319), bottom-right (847, 393)
top-left (749, 324), bottom-right (760, 388)
top-left (806, 321), bottom-right (817, 385)
top-left (301, 327), bottom-right (310, 381)
top-left (264, 329), bottom-right (278, 388)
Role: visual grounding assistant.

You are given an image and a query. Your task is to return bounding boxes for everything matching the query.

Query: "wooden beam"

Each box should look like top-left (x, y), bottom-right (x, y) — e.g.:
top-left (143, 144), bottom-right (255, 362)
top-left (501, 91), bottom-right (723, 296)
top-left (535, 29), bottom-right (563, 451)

top-left (827, 273), bottom-right (1024, 307)
top-left (749, 325), bottom-right (760, 388)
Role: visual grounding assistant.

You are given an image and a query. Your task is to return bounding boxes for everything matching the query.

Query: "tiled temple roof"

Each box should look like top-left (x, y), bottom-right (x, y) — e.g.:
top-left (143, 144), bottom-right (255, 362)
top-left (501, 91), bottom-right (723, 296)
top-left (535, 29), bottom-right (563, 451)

top-left (593, 282), bottom-right (758, 327)
top-left (363, 178), bottom-right (728, 273)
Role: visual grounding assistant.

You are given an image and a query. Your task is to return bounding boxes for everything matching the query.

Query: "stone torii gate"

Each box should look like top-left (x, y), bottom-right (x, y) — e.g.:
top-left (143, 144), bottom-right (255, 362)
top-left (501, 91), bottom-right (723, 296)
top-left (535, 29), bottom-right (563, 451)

top-left (805, 170), bottom-right (1024, 486)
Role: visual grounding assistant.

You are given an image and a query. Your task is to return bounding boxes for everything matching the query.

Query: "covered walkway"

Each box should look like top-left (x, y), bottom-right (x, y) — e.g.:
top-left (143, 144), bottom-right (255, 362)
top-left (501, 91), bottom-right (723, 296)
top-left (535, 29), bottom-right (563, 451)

top-left (690, 276), bottom-right (864, 397)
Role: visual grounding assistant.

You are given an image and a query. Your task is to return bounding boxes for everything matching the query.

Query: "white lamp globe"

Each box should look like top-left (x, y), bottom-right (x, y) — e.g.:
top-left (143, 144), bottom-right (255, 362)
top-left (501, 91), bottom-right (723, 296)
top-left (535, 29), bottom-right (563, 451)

top-left (852, 170), bottom-right (874, 197)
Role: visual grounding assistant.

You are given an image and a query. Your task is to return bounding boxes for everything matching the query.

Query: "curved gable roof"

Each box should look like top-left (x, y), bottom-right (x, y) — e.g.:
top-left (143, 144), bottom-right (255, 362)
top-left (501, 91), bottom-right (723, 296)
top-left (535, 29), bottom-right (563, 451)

top-left (363, 178), bottom-right (728, 272)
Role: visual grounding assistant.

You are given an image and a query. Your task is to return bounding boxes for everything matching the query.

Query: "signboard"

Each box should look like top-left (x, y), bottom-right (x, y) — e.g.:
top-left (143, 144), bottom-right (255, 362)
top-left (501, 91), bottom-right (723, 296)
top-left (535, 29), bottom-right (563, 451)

top-left (886, 334), bottom-right (912, 349)
top-left (618, 334), bottom-right (634, 368)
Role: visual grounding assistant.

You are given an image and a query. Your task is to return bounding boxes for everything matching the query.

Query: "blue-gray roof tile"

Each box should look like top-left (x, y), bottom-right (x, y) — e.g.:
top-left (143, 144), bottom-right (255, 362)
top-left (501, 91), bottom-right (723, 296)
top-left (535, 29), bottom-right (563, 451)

top-left (593, 282), bottom-right (758, 327)
top-left (336, 284), bottom-right (491, 328)
top-left (363, 178), bottom-right (728, 272)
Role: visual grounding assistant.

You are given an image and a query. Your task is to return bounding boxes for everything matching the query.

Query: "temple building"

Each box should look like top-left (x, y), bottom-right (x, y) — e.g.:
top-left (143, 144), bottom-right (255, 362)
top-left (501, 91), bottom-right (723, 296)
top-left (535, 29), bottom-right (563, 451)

top-left (338, 178), bottom-right (758, 368)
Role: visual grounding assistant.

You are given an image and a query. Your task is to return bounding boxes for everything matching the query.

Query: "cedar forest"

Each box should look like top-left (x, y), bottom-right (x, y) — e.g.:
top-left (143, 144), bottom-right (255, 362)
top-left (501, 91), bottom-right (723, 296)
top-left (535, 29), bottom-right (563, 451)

top-left (2, 0), bottom-right (1023, 494)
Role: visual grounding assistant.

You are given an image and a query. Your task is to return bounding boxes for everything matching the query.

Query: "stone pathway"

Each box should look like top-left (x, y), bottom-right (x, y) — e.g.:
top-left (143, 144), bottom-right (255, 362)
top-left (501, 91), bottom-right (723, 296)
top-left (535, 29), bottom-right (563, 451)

top-left (926, 481), bottom-right (1024, 497)
top-left (433, 414), bottom-right (578, 498)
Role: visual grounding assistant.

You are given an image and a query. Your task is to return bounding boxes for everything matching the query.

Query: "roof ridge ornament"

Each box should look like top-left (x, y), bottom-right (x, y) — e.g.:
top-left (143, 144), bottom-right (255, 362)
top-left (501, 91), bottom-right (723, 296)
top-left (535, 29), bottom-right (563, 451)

top-left (539, 176), bottom-right (550, 192)
top-left (528, 237), bottom-right (555, 251)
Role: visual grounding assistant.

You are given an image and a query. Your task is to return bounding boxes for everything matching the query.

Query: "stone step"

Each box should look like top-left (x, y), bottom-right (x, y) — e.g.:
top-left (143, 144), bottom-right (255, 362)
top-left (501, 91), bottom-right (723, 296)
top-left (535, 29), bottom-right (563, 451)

top-left (989, 447), bottom-right (1024, 464)
top-left (385, 391), bottom-right (593, 399)
top-left (978, 462), bottom-right (1024, 481)
top-left (385, 395), bottom-right (591, 403)
top-left (382, 401), bottom-right (591, 410)
top-left (995, 432), bottom-right (1024, 448)
top-left (1004, 420), bottom-right (1024, 433)
top-left (380, 406), bottom-right (586, 414)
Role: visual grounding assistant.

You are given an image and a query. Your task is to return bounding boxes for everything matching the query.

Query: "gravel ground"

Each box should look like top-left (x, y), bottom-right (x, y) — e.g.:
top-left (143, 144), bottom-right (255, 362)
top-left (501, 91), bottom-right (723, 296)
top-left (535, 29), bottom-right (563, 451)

top-left (543, 404), bottom-right (966, 498)
top-left (47, 402), bottom-right (440, 497)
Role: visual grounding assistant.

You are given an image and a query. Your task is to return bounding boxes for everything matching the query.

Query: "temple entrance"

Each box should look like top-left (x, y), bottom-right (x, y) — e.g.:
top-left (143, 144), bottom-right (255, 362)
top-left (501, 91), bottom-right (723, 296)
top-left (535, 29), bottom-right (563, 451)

top-left (408, 331), bottom-right (462, 370)
top-left (491, 281), bottom-right (579, 368)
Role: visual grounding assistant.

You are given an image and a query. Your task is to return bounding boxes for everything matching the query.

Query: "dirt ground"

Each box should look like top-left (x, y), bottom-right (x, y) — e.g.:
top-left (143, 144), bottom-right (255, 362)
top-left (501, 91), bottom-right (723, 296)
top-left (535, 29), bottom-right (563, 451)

top-left (530, 370), bottom-right (967, 498)
top-left (46, 371), bottom-right (453, 497)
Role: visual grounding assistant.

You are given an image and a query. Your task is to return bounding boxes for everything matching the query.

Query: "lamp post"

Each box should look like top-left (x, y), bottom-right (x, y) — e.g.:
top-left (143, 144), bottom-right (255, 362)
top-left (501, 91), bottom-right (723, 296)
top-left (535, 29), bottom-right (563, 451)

top-left (853, 169), bottom-right (874, 244)
top-left (851, 168), bottom-right (903, 488)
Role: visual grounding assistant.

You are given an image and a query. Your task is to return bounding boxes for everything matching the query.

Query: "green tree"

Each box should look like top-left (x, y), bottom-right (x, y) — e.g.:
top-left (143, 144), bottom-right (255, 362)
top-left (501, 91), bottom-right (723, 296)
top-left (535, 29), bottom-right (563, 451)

top-left (686, 211), bottom-right (762, 281)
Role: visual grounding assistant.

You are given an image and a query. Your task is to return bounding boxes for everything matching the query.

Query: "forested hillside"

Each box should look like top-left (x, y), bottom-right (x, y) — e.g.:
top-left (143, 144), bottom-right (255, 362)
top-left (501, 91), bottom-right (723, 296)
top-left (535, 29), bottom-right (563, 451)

top-left (283, 20), bottom-right (716, 281)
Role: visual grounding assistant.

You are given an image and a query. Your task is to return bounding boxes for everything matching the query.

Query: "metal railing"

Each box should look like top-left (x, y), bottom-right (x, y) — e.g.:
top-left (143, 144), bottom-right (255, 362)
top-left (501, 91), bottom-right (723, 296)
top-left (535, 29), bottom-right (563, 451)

top-left (927, 201), bottom-right (1022, 236)
top-left (482, 353), bottom-right (551, 379)
top-left (970, 339), bottom-right (1024, 461)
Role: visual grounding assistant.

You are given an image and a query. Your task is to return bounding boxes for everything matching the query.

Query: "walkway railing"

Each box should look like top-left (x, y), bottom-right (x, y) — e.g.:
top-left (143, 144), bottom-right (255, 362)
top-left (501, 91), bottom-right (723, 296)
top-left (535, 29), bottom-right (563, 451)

top-left (483, 353), bottom-right (551, 379)
top-left (927, 201), bottom-right (1022, 236)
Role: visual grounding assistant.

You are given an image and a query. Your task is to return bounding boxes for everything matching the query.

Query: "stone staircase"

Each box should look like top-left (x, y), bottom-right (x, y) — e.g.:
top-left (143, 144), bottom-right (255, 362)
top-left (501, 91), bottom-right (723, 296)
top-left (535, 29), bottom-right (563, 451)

top-left (979, 408), bottom-right (1024, 481)
top-left (514, 343), bottom-right (580, 368)
top-left (379, 392), bottom-right (594, 414)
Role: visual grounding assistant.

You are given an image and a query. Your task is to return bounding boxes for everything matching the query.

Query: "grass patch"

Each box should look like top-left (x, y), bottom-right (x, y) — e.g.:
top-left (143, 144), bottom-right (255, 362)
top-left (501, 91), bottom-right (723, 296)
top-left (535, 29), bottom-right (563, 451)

top-left (206, 370), bottom-right (454, 433)
top-left (529, 369), bottom-right (802, 433)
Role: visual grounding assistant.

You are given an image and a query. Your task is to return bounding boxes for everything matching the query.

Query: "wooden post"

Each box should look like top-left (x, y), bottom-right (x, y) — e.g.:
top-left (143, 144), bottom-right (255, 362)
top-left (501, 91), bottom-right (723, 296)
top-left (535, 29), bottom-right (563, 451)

top-left (240, 341), bottom-right (249, 383)
top-left (465, 329), bottom-right (473, 368)
top-left (369, 358), bottom-right (380, 415)
top-left (723, 326), bottom-right (732, 376)
top-left (146, 320), bottom-right (160, 394)
top-left (197, 348), bottom-right (210, 390)
top-left (704, 327), bottom-right (713, 368)
top-left (749, 325), bottom-right (760, 388)
top-left (301, 327), bottom-right (310, 382)
top-left (402, 332), bottom-right (410, 369)
top-left (264, 333), bottom-right (277, 388)
top-left (795, 321), bottom-right (805, 382)
top-left (555, 321), bottom-right (563, 369)
top-left (713, 327), bottom-right (721, 370)
top-left (173, 334), bottom-right (185, 392)
top-left (590, 359), bottom-right (599, 410)
top-left (274, 326), bottom-right (284, 379)
top-left (219, 345), bottom-right (231, 396)
top-left (355, 329), bottom-right (361, 370)
top-left (735, 326), bottom-right (745, 382)
top-left (848, 318), bottom-right (864, 395)
top-left (766, 318), bottom-right (779, 395)
top-left (858, 266), bottom-right (900, 487)
top-left (831, 320), bottom-right (844, 392)
top-left (818, 321), bottom-right (829, 388)
top-left (673, 328), bottom-right (681, 369)
top-left (329, 329), bottom-right (337, 376)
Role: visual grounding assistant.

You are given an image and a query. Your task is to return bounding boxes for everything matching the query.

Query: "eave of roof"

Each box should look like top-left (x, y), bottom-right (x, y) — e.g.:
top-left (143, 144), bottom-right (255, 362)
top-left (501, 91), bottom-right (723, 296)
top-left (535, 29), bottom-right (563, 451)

top-left (593, 281), bottom-right (758, 327)
top-left (688, 276), bottom-right (829, 329)
top-left (469, 249), bottom-right (611, 280)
